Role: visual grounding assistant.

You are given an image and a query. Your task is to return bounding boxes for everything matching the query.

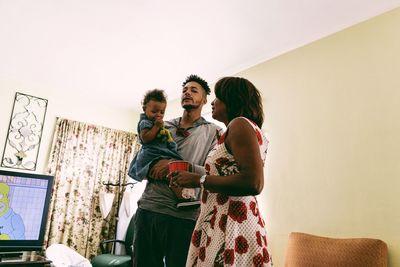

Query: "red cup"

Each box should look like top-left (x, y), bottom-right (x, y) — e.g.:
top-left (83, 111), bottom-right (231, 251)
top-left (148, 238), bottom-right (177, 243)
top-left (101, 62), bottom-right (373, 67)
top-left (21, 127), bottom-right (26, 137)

top-left (168, 160), bottom-right (190, 172)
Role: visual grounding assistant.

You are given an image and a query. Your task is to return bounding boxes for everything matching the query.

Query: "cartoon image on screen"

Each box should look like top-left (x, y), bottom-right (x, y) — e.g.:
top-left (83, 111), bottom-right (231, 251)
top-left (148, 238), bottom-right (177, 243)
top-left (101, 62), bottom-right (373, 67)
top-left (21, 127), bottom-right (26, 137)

top-left (0, 175), bottom-right (49, 241)
top-left (0, 170), bottom-right (53, 252)
top-left (0, 183), bottom-right (25, 240)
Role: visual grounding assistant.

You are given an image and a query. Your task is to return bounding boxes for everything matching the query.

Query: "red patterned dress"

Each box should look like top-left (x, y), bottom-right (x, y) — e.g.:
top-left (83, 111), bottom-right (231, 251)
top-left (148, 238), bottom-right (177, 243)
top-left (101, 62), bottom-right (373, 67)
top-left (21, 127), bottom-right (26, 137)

top-left (186, 117), bottom-right (271, 267)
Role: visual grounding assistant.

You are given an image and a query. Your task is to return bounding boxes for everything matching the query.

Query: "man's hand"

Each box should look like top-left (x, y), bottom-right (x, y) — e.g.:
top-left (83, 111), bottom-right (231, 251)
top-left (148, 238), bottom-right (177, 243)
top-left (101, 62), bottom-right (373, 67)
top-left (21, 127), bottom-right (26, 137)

top-left (148, 159), bottom-right (171, 180)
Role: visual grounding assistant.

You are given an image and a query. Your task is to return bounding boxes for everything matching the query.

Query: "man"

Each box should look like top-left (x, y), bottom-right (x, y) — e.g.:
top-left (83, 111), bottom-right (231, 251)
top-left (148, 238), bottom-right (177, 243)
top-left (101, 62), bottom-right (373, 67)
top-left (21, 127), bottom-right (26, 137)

top-left (130, 74), bottom-right (220, 267)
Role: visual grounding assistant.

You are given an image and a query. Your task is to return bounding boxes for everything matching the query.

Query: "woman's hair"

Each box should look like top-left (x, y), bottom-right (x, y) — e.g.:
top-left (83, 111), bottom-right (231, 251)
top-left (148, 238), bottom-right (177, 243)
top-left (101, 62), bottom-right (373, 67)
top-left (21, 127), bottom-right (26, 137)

top-left (142, 89), bottom-right (167, 106)
top-left (214, 77), bottom-right (264, 128)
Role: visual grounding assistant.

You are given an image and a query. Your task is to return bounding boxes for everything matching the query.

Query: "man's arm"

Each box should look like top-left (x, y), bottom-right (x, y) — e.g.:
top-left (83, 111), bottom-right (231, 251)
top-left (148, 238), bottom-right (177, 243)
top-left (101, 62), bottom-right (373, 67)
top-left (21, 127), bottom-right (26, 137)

top-left (148, 159), bottom-right (171, 180)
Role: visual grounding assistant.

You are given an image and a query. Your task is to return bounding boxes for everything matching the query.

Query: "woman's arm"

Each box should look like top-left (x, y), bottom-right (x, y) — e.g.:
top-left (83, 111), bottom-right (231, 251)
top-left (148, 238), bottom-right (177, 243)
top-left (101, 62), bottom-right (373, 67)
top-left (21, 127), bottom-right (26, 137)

top-left (170, 117), bottom-right (264, 196)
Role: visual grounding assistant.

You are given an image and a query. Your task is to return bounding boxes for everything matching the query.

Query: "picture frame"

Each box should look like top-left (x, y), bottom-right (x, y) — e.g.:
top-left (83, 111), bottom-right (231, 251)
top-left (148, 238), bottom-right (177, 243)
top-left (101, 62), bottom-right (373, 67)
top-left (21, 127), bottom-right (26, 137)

top-left (1, 92), bottom-right (48, 170)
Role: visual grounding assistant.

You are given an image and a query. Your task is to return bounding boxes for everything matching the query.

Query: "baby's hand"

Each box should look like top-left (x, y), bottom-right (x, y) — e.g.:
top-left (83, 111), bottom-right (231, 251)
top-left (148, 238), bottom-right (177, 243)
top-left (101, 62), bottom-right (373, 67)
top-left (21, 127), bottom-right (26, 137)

top-left (154, 118), bottom-right (164, 128)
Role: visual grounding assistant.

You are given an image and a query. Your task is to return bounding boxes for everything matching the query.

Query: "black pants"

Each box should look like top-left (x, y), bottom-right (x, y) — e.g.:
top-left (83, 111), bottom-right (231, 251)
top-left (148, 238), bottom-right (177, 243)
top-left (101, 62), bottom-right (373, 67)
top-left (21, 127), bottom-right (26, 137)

top-left (132, 208), bottom-right (196, 267)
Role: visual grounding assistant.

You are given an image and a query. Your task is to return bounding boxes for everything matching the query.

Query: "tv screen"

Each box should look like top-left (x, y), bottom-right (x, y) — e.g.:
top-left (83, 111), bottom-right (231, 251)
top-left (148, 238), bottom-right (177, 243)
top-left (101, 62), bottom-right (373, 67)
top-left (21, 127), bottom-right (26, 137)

top-left (0, 170), bottom-right (54, 252)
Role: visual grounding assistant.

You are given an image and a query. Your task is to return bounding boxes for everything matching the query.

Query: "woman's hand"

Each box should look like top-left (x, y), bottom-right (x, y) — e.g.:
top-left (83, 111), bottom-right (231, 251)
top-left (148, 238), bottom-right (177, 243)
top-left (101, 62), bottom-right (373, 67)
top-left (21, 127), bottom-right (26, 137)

top-left (169, 171), bottom-right (200, 188)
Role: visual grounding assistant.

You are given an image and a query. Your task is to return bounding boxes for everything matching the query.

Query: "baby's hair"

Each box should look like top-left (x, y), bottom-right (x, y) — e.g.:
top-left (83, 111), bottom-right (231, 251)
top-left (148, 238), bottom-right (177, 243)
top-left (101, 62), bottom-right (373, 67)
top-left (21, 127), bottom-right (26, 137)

top-left (142, 89), bottom-right (167, 107)
top-left (182, 74), bottom-right (211, 95)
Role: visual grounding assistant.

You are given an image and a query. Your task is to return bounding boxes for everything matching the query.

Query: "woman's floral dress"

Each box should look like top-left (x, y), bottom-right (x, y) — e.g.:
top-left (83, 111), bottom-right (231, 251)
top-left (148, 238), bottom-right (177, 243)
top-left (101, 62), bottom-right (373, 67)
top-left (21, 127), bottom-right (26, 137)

top-left (186, 117), bottom-right (271, 267)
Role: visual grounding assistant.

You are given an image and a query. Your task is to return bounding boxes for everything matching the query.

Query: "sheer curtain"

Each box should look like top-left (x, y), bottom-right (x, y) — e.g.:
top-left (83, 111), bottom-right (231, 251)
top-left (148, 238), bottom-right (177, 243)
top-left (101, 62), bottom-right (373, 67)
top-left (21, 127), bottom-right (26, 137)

top-left (45, 117), bottom-right (139, 258)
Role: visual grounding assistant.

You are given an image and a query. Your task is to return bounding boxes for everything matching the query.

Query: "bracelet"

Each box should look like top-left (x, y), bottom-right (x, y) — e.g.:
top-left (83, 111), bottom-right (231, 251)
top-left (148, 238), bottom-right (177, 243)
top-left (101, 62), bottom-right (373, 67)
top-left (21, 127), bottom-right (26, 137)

top-left (199, 174), bottom-right (207, 189)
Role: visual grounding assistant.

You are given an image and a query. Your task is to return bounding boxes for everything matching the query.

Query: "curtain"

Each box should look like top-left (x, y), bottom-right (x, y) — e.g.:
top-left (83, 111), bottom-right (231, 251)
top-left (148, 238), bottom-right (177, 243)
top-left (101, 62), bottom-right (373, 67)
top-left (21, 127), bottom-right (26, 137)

top-left (45, 117), bottom-right (139, 259)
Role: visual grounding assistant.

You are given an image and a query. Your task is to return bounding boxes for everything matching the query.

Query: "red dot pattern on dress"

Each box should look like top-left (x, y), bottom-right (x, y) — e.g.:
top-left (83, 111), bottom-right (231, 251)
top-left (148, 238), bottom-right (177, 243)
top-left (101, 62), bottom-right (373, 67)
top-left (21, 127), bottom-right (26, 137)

top-left (217, 193), bottom-right (229, 205)
top-left (253, 253), bottom-right (264, 267)
top-left (263, 248), bottom-right (270, 263)
top-left (228, 200), bottom-right (247, 223)
top-left (186, 117), bottom-right (271, 266)
top-left (201, 189), bottom-right (209, 204)
top-left (191, 230), bottom-right (202, 248)
top-left (206, 236), bottom-right (211, 247)
top-left (250, 200), bottom-right (259, 217)
top-left (255, 129), bottom-right (263, 145)
top-left (224, 249), bottom-right (235, 265)
top-left (256, 231), bottom-right (263, 247)
top-left (217, 133), bottom-right (225, 145)
top-left (219, 214), bottom-right (228, 233)
top-left (210, 206), bottom-right (217, 229)
top-left (199, 247), bottom-right (206, 261)
top-left (235, 235), bottom-right (249, 254)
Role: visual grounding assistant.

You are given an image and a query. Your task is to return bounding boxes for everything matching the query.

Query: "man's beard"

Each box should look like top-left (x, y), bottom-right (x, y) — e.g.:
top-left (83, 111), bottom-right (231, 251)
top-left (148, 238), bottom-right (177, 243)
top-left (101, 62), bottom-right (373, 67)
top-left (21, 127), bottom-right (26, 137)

top-left (182, 102), bottom-right (201, 111)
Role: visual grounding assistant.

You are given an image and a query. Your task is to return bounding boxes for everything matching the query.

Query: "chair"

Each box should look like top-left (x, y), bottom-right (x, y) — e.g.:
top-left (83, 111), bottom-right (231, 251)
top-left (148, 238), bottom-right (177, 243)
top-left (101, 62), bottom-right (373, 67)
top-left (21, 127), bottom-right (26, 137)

top-left (91, 214), bottom-right (135, 267)
top-left (284, 232), bottom-right (388, 267)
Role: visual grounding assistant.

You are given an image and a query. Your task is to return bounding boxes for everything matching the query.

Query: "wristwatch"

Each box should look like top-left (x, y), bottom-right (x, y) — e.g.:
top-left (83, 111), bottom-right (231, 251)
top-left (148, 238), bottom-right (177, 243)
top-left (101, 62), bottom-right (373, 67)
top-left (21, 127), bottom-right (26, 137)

top-left (199, 174), bottom-right (207, 189)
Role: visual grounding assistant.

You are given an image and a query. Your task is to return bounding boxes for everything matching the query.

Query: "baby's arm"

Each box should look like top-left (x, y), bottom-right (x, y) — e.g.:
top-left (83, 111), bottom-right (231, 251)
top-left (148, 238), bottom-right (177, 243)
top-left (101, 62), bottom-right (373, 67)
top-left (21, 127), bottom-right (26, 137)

top-left (141, 118), bottom-right (163, 144)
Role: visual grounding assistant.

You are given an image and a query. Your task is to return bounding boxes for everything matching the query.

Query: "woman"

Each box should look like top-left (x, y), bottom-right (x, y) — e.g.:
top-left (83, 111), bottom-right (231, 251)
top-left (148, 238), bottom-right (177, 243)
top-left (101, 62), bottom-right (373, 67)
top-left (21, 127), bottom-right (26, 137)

top-left (169, 77), bottom-right (271, 267)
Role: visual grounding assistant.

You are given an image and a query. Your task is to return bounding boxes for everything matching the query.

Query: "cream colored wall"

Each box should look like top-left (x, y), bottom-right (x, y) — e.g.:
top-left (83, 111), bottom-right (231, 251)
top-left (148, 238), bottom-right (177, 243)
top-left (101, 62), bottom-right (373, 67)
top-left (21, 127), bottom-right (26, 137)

top-left (237, 7), bottom-right (400, 266)
top-left (132, 8), bottom-right (400, 265)
top-left (5, 5), bottom-right (396, 263)
top-left (0, 81), bottom-right (139, 174)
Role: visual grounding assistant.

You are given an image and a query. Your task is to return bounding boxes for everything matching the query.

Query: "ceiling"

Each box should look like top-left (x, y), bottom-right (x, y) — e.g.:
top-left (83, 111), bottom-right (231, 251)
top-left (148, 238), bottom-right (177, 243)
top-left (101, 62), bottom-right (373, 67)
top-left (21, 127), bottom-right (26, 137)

top-left (1, 0), bottom-right (400, 112)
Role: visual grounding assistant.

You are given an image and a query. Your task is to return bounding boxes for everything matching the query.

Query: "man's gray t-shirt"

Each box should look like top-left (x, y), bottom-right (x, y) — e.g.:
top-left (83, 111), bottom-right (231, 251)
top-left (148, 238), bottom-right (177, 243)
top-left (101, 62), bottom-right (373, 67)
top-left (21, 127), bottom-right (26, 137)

top-left (136, 117), bottom-right (220, 220)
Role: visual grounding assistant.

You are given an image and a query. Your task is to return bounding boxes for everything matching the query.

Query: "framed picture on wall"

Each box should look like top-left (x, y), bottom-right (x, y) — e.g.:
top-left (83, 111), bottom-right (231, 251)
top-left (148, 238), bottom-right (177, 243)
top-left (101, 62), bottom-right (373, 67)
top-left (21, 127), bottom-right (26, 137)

top-left (1, 92), bottom-right (48, 170)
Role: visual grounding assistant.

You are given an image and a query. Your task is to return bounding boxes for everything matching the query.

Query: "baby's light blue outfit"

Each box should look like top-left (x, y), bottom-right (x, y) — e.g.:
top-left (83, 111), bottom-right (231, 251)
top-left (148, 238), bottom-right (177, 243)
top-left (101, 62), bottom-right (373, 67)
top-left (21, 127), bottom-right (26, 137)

top-left (129, 113), bottom-right (182, 181)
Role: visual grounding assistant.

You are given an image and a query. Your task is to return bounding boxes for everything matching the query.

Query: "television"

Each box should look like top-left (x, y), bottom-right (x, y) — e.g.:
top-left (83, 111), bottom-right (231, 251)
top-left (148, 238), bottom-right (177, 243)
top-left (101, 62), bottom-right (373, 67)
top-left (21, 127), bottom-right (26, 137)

top-left (0, 170), bottom-right (54, 253)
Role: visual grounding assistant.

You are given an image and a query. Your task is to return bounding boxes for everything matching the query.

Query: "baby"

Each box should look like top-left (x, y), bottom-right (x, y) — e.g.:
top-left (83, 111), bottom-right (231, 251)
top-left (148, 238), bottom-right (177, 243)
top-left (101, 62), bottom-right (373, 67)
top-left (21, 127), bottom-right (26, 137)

top-left (129, 89), bottom-right (195, 200)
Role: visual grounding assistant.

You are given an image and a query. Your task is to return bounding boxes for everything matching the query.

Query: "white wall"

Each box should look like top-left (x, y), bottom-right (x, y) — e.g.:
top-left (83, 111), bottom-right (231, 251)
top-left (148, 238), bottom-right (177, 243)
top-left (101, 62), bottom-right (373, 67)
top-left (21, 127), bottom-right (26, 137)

top-left (0, 80), bottom-right (139, 174)
top-left (2, 7), bottom-right (399, 266)
top-left (238, 7), bottom-right (400, 266)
